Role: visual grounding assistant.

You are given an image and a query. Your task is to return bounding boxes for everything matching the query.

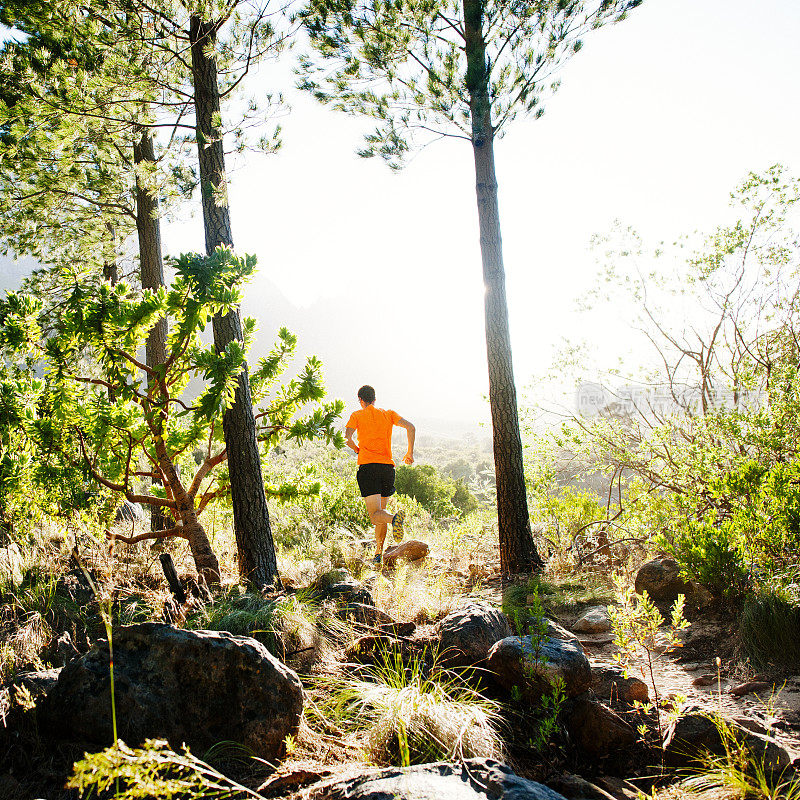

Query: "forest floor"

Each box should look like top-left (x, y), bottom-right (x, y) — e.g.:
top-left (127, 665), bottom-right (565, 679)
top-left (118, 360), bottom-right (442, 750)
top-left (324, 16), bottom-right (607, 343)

top-left (2, 526), bottom-right (800, 800)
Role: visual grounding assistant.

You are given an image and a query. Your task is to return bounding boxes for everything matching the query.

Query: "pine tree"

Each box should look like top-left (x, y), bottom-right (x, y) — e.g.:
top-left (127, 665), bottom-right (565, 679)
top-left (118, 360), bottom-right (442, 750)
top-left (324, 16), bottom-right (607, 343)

top-left (299, 0), bottom-right (642, 573)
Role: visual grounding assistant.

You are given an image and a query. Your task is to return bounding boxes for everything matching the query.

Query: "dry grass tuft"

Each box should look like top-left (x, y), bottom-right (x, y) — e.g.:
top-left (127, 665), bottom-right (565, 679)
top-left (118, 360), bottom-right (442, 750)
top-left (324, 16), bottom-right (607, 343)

top-left (308, 646), bottom-right (503, 766)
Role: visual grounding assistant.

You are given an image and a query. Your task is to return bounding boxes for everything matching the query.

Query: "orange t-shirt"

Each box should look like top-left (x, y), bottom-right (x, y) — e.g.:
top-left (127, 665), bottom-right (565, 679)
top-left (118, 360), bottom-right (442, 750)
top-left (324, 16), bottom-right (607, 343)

top-left (346, 406), bottom-right (401, 465)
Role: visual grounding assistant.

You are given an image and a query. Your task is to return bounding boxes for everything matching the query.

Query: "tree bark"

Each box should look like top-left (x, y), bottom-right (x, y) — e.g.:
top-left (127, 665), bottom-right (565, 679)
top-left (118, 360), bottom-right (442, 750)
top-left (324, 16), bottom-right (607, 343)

top-left (463, 0), bottom-right (542, 574)
top-left (133, 127), bottom-right (170, 535)
top-left (189, 14), bottom-right (281, 589)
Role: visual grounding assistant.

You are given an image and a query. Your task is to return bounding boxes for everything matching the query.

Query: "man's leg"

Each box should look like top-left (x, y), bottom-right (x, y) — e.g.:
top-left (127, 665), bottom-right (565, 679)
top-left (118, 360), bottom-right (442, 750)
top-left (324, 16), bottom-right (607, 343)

top-left (364, 493), bottom-right (393, 557)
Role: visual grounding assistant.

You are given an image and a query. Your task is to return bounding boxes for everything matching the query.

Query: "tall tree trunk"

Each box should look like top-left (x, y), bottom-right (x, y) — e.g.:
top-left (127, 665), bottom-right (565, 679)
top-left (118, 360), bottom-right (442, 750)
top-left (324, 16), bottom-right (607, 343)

top-left (133, 127), bottom-right (170, 535)
top-left (189, 14), bottom-right (280, 589)
top-left (463, 0), bottom-right (542, 574)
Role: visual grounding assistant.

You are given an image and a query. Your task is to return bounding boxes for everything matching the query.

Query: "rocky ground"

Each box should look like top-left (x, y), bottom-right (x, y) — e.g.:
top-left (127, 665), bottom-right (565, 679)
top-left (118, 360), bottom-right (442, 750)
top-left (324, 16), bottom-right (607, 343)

top-left (1, 551), bottom-right (799, 800)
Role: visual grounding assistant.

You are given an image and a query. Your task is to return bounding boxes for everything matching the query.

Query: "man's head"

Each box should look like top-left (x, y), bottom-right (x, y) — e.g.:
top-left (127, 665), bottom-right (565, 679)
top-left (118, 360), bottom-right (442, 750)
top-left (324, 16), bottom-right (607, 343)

top-left (358, 385), bottom-right (376, 406)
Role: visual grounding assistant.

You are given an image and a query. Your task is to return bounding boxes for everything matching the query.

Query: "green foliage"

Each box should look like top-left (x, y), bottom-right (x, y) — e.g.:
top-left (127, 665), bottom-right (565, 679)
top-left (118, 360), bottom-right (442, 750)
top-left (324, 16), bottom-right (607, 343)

top-left (299, 0), bottom-right (642, 168)
top-left (184, 585), bottom-right (323, 664)
top-left (395, 464), bottom-right (477, 519)
top-left (740, 588), bottom-right (800, 670)
top-left (503, 584), bottom-right (566, 751)
top-left (0, 248), bottom-right (343, 576)
top-left (683, 715), bottom-right (800, 800)
top-left (67, 739), bottom-right (263, 800)
top-left (610, 584), bottom-right (688, 736)
top-left (526, 167), bottom-right (800, 603)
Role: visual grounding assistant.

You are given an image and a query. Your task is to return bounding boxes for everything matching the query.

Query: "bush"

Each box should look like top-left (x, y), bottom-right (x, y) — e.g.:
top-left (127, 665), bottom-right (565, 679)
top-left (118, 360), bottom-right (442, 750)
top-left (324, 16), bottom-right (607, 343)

top-left (740, 588), bottom-right (800, 670)
top-left (395, 465), bottom-right (477, 518)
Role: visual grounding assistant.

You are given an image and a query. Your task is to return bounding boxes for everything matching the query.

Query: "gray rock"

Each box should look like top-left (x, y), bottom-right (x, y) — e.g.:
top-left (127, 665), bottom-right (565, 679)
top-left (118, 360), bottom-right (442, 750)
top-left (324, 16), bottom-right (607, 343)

top-left (592, 666), bottom-right (649, 705)
top-left (438, 600), bottom-right (511, 668)
top-left (545, 619), bottom-right (581, 643)
top-left (634, 557), bottom-right (691, 603)
top-left (0, 544), bottom-right (23, 587)
top-left (561, 695), bottom-right (637, 757)
top-left (45, 630), bottom-right (81, 667)
top-left (343, 603), bottom-right (396, 627)
top-left (486, 629), bottom-right (592, 700)
top-left (40, 622), bottom-right (303, 761)
top-left (8, 668), bottom-right (62, 699)
top-left (663, 709), bottom-right (792, 770)
top-left (573, 606), bottom-right (612, 634)
top-left (309, 574), bottom-right (375, 609)
top-left (314, 758), bottom-right (567, 800)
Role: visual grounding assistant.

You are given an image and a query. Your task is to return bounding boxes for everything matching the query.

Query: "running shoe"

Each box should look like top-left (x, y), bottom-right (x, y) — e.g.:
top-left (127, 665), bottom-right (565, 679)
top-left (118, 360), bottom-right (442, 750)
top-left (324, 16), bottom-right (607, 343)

top-left (392, 510), bottom-right (405, 542)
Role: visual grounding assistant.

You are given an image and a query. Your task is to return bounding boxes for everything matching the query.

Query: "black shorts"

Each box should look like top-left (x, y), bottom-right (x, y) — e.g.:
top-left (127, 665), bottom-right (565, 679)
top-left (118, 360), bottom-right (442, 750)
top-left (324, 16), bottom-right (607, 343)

top-left (356, 463), bottom-right (396, 498)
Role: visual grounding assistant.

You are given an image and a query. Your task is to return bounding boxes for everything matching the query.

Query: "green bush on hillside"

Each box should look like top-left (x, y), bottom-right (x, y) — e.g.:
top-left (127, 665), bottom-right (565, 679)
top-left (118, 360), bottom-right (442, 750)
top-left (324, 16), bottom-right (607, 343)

top-left (395, 465), bottom-right (477, 518)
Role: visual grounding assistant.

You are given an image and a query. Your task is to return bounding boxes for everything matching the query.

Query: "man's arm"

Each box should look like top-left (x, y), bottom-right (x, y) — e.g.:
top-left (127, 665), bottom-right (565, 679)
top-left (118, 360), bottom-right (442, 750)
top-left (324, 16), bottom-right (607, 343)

top-left (345, 427), bottom-right (359, 455)
top-left (396, 417), bottom-right (415, 465)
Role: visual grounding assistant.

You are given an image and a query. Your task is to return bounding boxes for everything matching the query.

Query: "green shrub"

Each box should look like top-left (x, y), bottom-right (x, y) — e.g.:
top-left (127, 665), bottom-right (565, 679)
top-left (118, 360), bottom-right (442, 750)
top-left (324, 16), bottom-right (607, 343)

top-left (184, 586), bottom-right (324, 663)
top-left (664, 516), bottom-right (749, 599)
top-left (395, 465), bottom-right (477, 519)
top-left (740, 589), bottom-right (800, 670)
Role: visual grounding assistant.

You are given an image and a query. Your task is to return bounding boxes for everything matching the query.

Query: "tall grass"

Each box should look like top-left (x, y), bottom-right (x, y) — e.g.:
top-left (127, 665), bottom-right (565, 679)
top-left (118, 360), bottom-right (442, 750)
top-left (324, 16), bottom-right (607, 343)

top-left (740, 589), bottom-right (800, 670)
top-left (184, 586), bottom-right (334, 667)
top-left (310, 646), bottom-right (503, 766)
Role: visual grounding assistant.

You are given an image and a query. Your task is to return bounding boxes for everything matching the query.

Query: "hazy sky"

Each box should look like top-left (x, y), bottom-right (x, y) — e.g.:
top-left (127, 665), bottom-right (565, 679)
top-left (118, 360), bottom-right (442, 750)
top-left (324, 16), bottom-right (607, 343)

top-left (4, 0), bottom-right (800, 432)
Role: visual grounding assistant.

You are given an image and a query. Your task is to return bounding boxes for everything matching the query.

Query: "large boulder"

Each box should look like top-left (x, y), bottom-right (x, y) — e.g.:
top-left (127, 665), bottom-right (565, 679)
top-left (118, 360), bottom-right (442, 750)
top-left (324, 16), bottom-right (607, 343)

top-left (311, 758), bottom-right (567, 800)
top-left (486, 623), bottom-right (592, 701)
top-left (560, 695), bottom-right (637, 757)
top-left (40, 623), bottom-right (303, 761)
top-left (634, 557), bottom-right (691, 603)
top-left (437, 601), bottom-right (511, 668)
top-left (663, 709), bottom-right (792, 770)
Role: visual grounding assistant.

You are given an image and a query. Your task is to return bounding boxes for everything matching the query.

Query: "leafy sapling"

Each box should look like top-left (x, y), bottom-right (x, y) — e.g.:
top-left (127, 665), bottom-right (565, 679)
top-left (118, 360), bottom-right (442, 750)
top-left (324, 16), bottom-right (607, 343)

top-left (609, 583), bottom-right (688, 738)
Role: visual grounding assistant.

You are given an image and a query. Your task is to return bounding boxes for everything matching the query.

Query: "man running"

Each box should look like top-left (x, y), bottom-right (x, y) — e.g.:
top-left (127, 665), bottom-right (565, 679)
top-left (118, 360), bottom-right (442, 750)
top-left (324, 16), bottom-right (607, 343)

top-left (345, 385), bottom-right (415, 566)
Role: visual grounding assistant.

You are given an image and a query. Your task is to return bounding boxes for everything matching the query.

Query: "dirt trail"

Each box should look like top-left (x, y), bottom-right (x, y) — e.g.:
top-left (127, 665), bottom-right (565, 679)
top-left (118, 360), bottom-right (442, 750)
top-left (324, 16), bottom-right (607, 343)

top-left (575, 615), bottom-right (800, 756)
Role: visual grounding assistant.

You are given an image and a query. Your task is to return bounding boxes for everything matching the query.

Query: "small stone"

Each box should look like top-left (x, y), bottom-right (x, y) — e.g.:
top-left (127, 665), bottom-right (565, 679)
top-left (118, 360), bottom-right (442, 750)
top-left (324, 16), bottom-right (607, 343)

top-left (382, 540), bottom-right (429, 566)
top-left (573, 606), bottom-right (612, 634)
top-left (592, 666), bottom-right (649, 704)
top-left (692, 674), bottom-right (718, 687)
top-left (729, 680), bottom-right (772, 697)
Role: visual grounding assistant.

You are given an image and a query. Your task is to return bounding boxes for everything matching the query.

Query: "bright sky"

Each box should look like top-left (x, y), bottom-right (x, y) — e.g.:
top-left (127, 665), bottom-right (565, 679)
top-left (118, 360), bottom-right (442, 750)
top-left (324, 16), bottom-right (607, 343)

top-left (6, 0), bottom-right (800, 433)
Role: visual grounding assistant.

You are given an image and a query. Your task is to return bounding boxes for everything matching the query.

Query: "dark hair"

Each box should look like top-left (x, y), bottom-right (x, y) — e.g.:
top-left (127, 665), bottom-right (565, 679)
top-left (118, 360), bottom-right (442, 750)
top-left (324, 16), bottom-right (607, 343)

top-left (358, 385), bottom-right (376, 405)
